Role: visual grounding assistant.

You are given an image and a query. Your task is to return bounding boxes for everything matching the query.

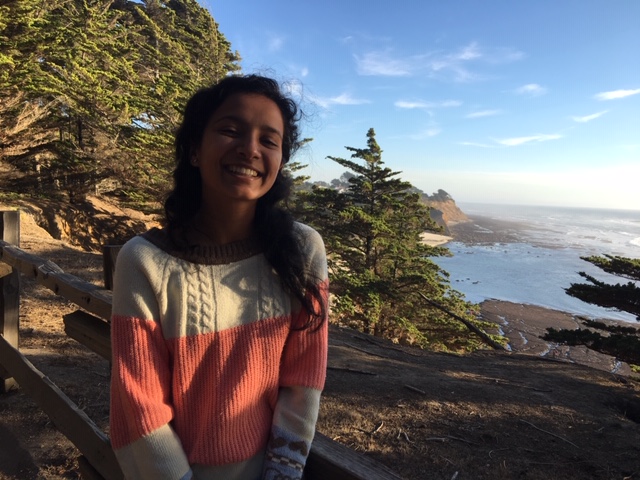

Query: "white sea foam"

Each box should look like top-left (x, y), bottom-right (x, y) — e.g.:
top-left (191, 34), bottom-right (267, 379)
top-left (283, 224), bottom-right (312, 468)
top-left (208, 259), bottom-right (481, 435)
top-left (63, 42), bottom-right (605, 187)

top-left (539, 345), bottom-right (551, 357)
top-left (611, 360), bottom-right (624, 374)
top-left (437, 203), bottom-right (640, 323)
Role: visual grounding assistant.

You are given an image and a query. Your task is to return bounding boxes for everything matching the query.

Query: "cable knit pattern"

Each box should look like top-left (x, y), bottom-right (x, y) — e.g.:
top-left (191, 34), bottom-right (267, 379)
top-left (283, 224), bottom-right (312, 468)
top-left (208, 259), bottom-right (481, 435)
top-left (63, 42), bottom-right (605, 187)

top-left (110, 223), bottom-right (328, 480)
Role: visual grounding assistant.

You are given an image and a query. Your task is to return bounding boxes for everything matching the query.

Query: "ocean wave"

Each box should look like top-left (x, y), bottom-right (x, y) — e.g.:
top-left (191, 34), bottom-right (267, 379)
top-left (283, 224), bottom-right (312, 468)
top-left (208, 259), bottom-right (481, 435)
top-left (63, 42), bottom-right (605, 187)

top-left (630, 237), bottom-right (640, 247)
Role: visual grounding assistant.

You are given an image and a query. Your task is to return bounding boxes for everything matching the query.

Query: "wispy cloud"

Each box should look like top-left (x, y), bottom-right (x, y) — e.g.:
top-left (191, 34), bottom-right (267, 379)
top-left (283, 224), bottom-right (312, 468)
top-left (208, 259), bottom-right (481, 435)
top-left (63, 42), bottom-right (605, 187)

top-left (515, 83), bottom-right (547, 96)
top-left (495, 134), bottom-right (562, 146)
top-left (594, 88), bottom-right (640, 100)
top-left (466, 109), bottom-right (501, 119)
top-left (355, 51), bottom-right (412, 76)
top-left (328, 93), bottom-right (370, 105)
top-left (312, 92), bottom-right (370, 109)
top-left (282, 81), bottom-right (369, 110)
top-left (459, 141), bottom-right (495, 148)
top-left (355, 42), bottom-right (523, 81)
top-left (571, 110), bottom-right (608, 123)
top-left (395, 100), bottom-right (462, 109)
top-left (455, 42), bottom-right (482, 61)
top-left (409, 128), bottom-right (442, 140)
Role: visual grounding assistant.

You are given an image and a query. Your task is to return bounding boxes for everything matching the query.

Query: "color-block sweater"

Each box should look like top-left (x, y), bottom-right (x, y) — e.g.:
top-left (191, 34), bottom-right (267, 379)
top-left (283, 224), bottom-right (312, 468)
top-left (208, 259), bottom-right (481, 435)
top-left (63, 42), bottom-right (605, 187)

top-left (109, 223), bottom-right (329, 480)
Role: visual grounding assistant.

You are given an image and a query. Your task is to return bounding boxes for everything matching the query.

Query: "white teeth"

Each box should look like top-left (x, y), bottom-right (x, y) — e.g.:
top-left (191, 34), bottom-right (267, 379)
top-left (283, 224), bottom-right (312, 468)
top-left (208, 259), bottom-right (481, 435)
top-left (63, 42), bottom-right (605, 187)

top-left (227, 165), bottom-right (259, 177)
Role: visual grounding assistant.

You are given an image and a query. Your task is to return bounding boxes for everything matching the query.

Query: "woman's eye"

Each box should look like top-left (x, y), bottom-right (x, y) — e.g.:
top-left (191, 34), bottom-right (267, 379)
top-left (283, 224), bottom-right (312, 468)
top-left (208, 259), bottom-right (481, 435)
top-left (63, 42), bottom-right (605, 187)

top-left (262, 137), bottom-right (279, 148)
top-left (219, 127), bottom-right (238, 136)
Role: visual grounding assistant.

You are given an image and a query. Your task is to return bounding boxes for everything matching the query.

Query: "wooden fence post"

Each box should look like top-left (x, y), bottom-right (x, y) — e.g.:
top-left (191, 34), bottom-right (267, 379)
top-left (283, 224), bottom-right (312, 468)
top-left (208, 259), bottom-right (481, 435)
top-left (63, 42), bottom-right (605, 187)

top-left (0, 210), bottom-right (20, 392)
top-left (102, 245), bottom-right (122, 290)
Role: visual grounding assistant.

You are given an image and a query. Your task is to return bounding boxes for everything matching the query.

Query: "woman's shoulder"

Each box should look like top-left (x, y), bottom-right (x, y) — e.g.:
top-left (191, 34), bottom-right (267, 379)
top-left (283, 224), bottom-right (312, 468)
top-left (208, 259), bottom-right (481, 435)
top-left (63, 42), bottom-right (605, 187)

top-left (293, 222), bottom-right (327, 278)
top-left (293, 222), bottom-right (324, 247)
top-left (117, 228), bottom-right (168, 261)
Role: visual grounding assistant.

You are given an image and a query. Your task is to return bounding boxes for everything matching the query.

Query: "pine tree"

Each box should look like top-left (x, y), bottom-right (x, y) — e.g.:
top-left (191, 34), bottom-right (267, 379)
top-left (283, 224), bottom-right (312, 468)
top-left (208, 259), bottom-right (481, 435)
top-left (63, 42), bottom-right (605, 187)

top-left (300, 128), bottom-right (497, 351)
top-left (545, 255), bottom-right (640, 367)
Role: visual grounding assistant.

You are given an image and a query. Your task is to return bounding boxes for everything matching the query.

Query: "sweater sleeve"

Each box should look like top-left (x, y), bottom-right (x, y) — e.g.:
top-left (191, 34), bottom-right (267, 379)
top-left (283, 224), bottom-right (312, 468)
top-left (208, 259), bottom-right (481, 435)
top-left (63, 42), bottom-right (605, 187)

top-left (109, 238), bottom-right (192, 480)
top-left (262, 225), bottom-right (329, 480)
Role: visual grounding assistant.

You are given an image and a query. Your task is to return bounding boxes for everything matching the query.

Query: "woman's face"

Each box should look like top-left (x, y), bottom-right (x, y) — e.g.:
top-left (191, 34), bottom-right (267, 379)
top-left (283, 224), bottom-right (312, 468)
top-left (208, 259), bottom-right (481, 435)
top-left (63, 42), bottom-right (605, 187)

top-left (193, 93), bottom-right (285, 210)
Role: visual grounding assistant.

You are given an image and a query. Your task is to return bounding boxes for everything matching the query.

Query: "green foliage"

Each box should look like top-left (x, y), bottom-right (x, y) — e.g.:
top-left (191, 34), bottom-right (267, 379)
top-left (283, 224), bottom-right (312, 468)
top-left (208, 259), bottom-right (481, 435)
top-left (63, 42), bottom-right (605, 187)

top-left (0, 0), bottom-right (239, 202)
top-left (297, 128), bottom-right (490, 351)
top-left (543, 326), bottom-right (640, 365)
top-left (566, 255), bottom-right (640, 320)
top-left (548, 254), bottom-right (640, 365)
top-left (582, 319), bottom-right (638, 335)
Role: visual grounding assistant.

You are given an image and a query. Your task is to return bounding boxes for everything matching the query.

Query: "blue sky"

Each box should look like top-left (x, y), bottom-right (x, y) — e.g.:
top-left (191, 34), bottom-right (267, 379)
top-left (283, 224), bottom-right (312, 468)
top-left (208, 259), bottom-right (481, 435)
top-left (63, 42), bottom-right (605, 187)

top-left (206, 1), bottom-right (640, 210)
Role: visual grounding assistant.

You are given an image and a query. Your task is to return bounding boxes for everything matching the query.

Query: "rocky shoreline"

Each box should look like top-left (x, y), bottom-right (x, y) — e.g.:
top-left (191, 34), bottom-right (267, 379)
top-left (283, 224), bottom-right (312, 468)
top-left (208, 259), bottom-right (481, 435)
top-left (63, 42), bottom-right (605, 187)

top-left (448, 215), bottom-right (528, 245)
top-left (444, 216), bottom-right (636, 375)
top-left (480, 299), bottom-right (634, 376)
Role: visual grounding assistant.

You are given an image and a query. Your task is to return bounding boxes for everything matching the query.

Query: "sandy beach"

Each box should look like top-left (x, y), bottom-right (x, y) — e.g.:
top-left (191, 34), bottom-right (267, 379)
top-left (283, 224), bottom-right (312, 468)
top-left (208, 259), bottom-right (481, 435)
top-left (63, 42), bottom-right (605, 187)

top-left (420, 231), bottom-right (453, 246)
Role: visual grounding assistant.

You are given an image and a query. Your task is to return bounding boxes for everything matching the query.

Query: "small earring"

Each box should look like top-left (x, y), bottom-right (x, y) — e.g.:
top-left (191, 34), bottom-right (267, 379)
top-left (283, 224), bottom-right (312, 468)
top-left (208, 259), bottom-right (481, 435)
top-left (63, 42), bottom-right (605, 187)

top-left (191, 156), bottom-right (198, 166)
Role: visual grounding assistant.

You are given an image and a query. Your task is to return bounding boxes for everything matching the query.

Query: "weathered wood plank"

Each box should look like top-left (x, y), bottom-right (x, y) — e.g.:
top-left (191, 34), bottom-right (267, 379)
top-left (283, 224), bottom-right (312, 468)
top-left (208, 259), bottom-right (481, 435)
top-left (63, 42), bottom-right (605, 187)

top-left (306, 432), bottom-right (405, 480)
top-left (0, 242), bottom-right (61, 279)
top-left (0, 211), bottom-right (20, 392)
top-left (0, 240), bottom-right (112, 321)
top-left (0, 334), bottom-right (124, 480)
top-left (64, 311), bottom-right (111, 361)
top-left (102, 245), bottom-right (122, 290)
top-left (40, 271), bottom-right (112, 320)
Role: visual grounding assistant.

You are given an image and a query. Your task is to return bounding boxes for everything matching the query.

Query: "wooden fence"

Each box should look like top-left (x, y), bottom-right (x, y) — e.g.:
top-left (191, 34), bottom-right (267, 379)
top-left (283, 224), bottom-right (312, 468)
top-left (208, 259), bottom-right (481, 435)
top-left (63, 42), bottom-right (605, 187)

top-left (0, 211), bottom-right (404, 480)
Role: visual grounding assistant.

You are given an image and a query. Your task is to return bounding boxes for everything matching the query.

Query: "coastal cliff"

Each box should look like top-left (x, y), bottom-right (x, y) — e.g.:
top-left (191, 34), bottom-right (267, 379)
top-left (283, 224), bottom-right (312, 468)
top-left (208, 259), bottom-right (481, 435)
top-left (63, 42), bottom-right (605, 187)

top-left (421, 189), bottom-right (469, 234)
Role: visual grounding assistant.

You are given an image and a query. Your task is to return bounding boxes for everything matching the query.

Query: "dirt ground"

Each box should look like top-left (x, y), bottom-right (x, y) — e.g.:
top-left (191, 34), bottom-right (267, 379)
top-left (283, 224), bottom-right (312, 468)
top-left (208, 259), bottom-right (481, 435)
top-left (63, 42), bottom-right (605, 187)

top-left (1, 200), bottom-right (639, 480)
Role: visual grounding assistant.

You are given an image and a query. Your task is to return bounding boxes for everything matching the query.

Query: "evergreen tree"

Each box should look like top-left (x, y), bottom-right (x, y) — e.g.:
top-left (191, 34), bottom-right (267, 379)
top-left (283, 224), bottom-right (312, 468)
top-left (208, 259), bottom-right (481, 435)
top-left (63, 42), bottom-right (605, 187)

top-left (300, 128), bottom-right (498, 351)
top-left (567, 255), bottom-right (640, 319)
top-left (545, 255), bottom-right (640, 367)
top-left (0, 0), bottom-right (240, 202)
top-left (1, 0), bottom-right (142, 188)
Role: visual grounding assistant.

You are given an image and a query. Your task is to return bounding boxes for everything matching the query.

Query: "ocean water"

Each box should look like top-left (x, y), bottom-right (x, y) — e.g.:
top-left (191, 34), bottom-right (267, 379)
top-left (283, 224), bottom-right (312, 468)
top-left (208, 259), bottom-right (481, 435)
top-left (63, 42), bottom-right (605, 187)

top-left (436, 203), bottom-right (640, 322)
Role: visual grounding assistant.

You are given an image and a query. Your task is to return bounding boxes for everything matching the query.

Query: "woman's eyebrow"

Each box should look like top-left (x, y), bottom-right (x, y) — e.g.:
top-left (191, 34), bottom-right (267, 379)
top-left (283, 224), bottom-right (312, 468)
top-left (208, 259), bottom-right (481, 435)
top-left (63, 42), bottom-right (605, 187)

top-left (212, 115), bottom-right (283, 138)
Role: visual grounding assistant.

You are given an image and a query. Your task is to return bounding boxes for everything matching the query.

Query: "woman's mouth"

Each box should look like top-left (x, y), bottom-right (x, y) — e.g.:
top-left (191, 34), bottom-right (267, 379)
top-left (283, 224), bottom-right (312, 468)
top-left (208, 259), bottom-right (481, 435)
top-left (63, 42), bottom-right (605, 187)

top-left (226, 165), bottom-right (260, 177)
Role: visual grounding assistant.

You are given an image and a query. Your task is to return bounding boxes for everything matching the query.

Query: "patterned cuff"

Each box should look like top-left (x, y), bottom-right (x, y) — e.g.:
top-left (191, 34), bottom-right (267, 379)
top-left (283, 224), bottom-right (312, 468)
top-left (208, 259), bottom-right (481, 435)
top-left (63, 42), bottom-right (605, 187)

top-left (262, 425), bottom-right (310, 480)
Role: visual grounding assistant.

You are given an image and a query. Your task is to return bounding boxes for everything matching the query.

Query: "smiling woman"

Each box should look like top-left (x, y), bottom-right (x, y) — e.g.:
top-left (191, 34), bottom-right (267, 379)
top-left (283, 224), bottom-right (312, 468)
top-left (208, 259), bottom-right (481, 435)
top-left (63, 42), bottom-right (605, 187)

top-left (109, 75), bottom-right (330, 480)
top-left (193, 93), bottom-right (285, 234)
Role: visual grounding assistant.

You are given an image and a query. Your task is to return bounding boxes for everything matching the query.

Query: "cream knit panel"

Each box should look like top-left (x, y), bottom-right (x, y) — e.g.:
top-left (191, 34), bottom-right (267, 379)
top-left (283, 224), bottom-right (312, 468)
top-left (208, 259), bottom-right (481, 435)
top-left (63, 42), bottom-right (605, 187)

top-left (159, 254), bottom-right (292, 340)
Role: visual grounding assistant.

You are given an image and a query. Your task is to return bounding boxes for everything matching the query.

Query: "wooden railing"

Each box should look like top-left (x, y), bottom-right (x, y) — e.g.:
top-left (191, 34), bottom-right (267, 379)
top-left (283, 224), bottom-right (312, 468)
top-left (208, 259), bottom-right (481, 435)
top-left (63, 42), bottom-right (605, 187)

top-left (0, 211), bottom-right (404, 480)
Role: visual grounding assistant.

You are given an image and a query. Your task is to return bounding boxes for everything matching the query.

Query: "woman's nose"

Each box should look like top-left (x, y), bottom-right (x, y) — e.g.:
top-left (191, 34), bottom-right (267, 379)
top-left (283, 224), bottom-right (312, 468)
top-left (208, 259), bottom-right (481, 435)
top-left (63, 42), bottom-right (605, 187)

top-left (237, 133), bottom-right (260, 158)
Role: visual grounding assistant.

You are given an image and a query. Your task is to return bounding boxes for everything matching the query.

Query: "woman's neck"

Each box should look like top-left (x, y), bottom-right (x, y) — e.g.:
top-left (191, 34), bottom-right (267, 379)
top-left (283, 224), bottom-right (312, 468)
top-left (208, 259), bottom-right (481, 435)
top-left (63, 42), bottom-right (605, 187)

top-left (191, 205), bottom-right (255, 245)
